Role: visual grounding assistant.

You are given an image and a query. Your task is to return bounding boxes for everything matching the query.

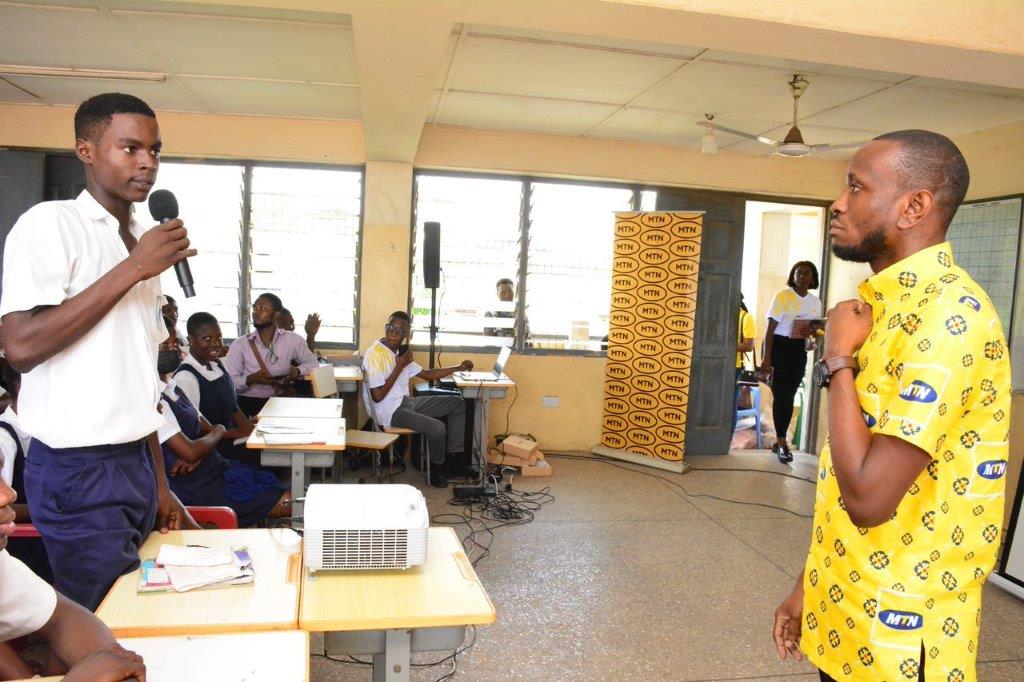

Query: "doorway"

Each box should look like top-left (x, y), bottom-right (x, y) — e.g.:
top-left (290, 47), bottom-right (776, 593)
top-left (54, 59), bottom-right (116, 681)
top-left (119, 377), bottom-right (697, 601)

top-left (739, 201), bottom-right (826, 454)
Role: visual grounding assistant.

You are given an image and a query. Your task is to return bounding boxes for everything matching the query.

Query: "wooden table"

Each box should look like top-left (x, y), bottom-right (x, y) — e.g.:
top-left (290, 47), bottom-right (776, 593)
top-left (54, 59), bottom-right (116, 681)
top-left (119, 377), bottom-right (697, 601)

top-left (97, 529), bottom-right (303, 638)
top-left (17, 631), bottom-right (309, 682)
top-left (300, 527), bottom-right (496, 681)
top-left (247, 415), bottom-right (345, 519)
top-left (453, 376), bottom-right (515, 481)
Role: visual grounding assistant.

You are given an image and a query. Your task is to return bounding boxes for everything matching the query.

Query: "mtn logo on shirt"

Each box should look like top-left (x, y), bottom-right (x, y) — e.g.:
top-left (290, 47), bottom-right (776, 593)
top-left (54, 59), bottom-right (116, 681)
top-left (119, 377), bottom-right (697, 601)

top-left (878, 610), bottom-right (923, 631)
top-left (959, 295), bottom-right (981, 311)
top-left (899, 380), bottom-right (937, 403)
top-left (977, 460), bottom-right (1007, 480)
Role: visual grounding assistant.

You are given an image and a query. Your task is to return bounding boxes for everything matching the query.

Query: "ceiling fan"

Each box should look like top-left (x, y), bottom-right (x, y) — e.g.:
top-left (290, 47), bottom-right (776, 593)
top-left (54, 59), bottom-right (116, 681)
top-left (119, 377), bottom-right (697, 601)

top-left (696, 74), bottom-right (869, 157)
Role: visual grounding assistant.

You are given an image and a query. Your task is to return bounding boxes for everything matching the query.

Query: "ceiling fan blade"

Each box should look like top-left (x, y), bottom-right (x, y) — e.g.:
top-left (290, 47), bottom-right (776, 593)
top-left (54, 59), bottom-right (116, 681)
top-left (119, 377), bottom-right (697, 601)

top-left (696, 120), bottom-right (778, 146)
top-left (810, 141), bottom-right (870, 152)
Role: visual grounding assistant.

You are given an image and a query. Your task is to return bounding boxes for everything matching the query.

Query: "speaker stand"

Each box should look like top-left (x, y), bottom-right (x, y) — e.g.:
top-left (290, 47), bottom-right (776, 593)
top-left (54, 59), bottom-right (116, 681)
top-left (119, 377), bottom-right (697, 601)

top-left (428, 285), bottom-right (438, 374)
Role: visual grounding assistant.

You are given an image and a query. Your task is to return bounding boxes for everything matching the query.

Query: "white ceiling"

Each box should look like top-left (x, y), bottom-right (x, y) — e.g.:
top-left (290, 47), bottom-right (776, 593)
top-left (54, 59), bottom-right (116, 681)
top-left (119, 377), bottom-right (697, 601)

top-left (0, 1), bottom-right (360, 120)
top-left (2, 2), bottom-right (1024, 159)
top-left (429, 25), bottom-right (1024, 159)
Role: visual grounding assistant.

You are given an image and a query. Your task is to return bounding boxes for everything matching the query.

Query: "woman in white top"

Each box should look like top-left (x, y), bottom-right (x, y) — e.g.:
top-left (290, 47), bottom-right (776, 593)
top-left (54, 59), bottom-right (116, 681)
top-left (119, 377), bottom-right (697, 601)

top-left (760, 261), bottom-right (822, 463)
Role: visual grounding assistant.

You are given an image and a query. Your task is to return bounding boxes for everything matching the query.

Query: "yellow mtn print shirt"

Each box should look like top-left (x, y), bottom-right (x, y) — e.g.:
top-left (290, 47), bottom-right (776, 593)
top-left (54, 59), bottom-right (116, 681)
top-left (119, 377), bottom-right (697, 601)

top-left (802, 243), bottom-right (1009, 682)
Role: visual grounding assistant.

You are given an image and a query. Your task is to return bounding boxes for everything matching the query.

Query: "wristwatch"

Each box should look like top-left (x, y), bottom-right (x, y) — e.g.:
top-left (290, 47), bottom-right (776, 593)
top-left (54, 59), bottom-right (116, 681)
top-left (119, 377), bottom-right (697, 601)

top-left (812, 356), bottom-right (858, 388)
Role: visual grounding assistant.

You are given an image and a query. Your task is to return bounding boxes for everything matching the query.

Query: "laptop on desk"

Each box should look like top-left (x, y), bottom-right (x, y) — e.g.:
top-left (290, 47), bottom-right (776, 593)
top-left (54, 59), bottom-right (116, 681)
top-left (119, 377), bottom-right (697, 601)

top-left (454, 346), bottom-right (511, 382)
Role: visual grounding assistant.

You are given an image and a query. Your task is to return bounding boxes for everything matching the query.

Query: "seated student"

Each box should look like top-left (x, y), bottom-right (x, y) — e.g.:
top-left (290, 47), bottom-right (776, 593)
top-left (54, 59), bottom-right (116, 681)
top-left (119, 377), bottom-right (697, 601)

top-left (0, 450), bottom-right (146, 681)
top-left (161, 295), bottom-right (188, 357)
top-left (276, 307), bottom-right (322, 354)
top-left (363, 312), bottom-right (473, 488)
top-left (0, 364), bottom-right (52, 584)
top-left (174, 312), bottom-right (256, 453)
top-left (224, 293), bottom-right (319, 416)
top-left (157, 321), bottom-right (291, 527)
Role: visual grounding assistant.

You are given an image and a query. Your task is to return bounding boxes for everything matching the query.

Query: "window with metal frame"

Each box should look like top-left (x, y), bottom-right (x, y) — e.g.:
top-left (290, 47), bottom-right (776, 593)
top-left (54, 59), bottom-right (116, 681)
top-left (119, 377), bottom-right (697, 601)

top-left (410, 173), bottom-right (525, 349)
top-left (249, 166), bottom-right (362, 346)
top-left (411, 171), bottom-right (642, 354)
top-left (137, 160), bottom-right (363, 348)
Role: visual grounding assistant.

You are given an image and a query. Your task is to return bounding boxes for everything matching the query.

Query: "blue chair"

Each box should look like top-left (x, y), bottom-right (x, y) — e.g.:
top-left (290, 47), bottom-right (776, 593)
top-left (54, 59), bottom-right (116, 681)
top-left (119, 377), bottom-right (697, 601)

top-left (735, 385), bottom-right (763, 449)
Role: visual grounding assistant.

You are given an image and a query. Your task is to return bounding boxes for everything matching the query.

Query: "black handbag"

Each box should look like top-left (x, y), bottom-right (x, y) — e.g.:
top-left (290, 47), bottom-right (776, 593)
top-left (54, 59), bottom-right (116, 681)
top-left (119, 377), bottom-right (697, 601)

top-left (737, 342), bottom-right (772, 386)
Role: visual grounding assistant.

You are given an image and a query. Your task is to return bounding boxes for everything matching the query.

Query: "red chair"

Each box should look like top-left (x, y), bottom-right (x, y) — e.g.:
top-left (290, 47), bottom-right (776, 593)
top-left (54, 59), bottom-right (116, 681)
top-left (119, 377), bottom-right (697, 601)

top-left (7, 507), bottom-right (238, 536)
top-left (186, 506), bottom-right (238, 529)
top-left (10, 524), bottom-right (39, 538)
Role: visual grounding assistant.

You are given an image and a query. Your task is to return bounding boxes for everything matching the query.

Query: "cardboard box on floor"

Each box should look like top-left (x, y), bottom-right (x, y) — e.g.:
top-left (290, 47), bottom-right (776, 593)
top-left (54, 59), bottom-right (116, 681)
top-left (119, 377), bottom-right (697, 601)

top-left (487, 448), bottom-right (539, 467)
top-left (488, 448), bottom-right (553, 476)
top-left (497, 435), bottom-right (538, 460)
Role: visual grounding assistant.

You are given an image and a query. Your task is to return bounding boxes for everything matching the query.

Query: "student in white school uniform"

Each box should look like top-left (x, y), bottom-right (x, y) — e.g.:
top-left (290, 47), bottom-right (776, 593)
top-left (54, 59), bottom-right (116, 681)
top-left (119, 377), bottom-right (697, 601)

top-left (0, 93), bottom-right (197, 611)
top-left (362, 311), bottom-right (474, 488)
top-left (0, 364), bottom-right (52, 585)
top-left (0, 448), bottom-right (147, 680)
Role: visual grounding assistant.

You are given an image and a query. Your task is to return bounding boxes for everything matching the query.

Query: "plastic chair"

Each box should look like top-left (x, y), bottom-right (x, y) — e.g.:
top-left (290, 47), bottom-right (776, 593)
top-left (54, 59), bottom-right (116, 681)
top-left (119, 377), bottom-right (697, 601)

top-left (187, 506), bottom-right (239, 529)
top-left (10, 524), bottom-right (39, 538)
top-left (735, 385), bottom-right (763, 449)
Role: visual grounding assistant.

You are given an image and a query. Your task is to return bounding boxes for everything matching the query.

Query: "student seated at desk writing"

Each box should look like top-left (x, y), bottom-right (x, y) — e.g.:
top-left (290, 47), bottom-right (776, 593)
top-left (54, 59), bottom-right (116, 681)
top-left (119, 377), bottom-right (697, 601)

top-left (174, 312), bottom-right (256, 459)
top-left (224, 293), bottom-right (318, 417)
top-left (0, 365), bottom-right (52, 585)
top-left (363, 311), bottom-right (474, 488)
top-left (158, 322), bottom-right (291, 527)
top-left (0, 450), bottom-right (147, 681)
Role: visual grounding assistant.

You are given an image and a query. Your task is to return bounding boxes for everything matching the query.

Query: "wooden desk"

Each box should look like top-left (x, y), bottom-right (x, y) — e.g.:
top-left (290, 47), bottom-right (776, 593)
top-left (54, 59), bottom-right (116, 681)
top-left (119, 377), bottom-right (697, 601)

top-left (453, 376), bottom-right (515, 479)
top-left (19, 631), bottom-right (309, 682)
top-left (300, 527), bottom-right (495, 681)
top-left (257, 397), bottom-right (344, 419)
top-left (247, 418), bottom-right (345, 518)
top-left (97, 529), bottom-right (303, 638)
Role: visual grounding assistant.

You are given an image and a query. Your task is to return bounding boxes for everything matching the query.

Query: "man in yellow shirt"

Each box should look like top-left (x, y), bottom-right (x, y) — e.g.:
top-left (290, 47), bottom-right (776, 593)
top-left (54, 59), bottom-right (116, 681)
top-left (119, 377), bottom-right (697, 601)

top-left (773, 130), bottom-right (1009, 682)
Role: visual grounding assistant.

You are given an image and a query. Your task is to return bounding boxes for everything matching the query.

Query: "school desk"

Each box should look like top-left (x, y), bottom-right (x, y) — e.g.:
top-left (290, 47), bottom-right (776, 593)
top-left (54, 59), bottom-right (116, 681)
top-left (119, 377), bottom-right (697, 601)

top-left (15, 631), bottom-right (309, 682)
top-left (247, 415), bottom-right (346, 519)
top-left (299, 527), bottom-right (496, 682)
top-left (256, 396), bottom-right (344, 419)
top-left (96, 528), bottom-right (302, 638)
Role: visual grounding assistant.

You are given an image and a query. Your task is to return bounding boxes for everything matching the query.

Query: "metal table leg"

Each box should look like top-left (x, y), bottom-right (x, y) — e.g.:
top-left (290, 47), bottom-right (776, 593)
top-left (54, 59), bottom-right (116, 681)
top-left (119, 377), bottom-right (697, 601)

top-left (292, 451), bottom-right (305, 520)
top-left (371, 629), bottom-right (412, 682)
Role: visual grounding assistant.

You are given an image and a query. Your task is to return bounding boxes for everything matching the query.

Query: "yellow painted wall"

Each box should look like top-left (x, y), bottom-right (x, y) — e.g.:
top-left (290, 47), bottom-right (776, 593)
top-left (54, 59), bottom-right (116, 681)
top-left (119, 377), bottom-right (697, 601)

top-left (0, 104), bottom-right (364, 164)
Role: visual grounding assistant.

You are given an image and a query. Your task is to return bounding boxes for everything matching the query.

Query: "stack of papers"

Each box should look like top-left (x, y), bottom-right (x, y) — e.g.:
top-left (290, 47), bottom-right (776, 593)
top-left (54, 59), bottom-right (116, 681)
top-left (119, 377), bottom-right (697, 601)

top-left (139, 545), bottom-right (255, 593)
top-left (256, 423), bottom-right (315, 445)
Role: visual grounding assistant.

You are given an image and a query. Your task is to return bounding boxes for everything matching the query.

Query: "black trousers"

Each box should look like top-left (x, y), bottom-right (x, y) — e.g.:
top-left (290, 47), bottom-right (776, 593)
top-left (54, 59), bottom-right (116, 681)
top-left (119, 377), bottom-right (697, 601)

top-left (770, 335), bottom-right (808, 441)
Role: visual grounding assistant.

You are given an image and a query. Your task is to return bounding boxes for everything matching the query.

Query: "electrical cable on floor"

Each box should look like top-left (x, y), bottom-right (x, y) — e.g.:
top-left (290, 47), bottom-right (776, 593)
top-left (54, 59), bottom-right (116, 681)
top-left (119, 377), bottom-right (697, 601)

top-left (432, 477), bottom-right (555, 568)
top-left (545, 453), bottom-right (813, 518)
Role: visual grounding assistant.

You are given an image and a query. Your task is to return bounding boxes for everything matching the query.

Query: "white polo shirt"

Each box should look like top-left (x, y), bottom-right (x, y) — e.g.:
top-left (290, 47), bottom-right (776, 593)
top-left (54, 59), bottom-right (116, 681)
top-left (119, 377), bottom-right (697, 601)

top-left (0, 550), bottom-right (57, 641)
top-left (362, 340), bottom-right (421, 428)
top-left (0, 190), bottom-right (166, 448)
top-left (0, 406), bottom-right (29, 486)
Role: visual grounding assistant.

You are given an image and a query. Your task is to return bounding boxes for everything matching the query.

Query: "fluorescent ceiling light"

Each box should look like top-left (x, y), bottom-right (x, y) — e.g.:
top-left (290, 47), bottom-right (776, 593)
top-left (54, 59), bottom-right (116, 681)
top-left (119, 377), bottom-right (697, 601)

top-left (0, 65), bottom-right (167, 82)
top-left (700, 129), bottom-right (717, 155)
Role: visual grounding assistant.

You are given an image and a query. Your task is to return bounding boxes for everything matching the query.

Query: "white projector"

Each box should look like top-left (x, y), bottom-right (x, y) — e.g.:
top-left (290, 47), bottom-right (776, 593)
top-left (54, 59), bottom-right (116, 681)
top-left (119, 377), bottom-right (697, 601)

top-left (303, 484), bottom-right (429, 571)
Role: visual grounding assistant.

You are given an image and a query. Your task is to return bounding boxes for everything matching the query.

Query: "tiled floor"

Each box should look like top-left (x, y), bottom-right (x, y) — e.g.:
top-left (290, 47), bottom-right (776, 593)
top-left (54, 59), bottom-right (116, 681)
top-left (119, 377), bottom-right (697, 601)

top-left (310, 450), bottom-right (1024, 681)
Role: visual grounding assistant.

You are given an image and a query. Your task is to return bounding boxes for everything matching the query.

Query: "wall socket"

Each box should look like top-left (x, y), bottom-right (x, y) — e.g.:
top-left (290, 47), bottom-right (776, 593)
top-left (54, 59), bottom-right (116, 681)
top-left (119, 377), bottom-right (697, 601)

top-left (541, 396), bottom-right (560, 408)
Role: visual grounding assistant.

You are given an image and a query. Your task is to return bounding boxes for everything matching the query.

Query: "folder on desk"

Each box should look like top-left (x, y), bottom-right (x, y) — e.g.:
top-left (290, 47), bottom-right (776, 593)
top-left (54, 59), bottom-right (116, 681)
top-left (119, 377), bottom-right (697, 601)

top-left (139, 547), bottom-right (254, 593)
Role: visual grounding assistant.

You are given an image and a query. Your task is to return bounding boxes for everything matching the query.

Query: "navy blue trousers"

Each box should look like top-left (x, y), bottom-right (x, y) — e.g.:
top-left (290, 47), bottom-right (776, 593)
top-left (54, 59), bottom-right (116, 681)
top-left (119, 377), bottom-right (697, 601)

top-left (24, 439), bottom-right (157, 611)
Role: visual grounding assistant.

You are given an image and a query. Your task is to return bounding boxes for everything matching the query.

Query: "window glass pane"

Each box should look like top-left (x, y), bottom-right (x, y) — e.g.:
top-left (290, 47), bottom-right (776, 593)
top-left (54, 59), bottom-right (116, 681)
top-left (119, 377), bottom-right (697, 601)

top-left (640, 190), bottom-right (658, 211)
top-left (411, 175), bottom-right (523, 348)
top-left (249, 167), bottom-right (362, 345)
top-left (526, 182), bottom-right (634, 351)
top-left (135, 162), bottom-right (245, 338)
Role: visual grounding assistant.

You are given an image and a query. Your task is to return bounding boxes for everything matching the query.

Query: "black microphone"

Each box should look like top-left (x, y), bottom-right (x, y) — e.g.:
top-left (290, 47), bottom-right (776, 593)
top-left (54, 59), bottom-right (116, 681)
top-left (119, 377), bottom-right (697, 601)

top-left (148, 189), bottom-right (195, 298)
